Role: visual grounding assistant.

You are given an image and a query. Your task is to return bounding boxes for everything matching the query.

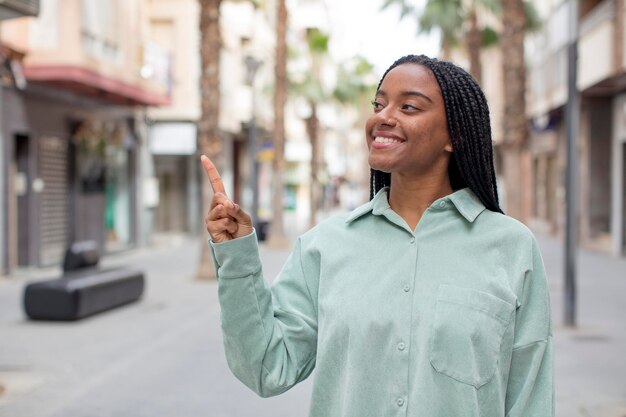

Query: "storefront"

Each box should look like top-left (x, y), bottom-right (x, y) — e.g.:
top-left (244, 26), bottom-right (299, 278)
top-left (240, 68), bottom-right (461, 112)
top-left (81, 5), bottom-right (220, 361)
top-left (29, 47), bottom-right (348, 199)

top-left (529, 112), bottom-right (564, 235)
top-left (1, 86), bottom-right (141, 269)
top-left (149, 121), bottom-right (199, 234)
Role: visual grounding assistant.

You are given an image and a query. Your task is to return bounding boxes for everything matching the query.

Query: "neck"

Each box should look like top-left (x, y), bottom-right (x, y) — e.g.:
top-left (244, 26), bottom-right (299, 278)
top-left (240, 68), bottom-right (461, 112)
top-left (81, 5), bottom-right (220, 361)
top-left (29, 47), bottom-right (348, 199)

top-left (388, 172), bottom-right (453, 230)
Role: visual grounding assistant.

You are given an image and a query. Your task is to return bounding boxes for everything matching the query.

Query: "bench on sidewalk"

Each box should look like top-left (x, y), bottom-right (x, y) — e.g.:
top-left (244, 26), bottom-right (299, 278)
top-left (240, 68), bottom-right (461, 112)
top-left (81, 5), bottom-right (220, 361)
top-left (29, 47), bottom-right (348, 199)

top-left (23, 241), bottom-right (145, 321)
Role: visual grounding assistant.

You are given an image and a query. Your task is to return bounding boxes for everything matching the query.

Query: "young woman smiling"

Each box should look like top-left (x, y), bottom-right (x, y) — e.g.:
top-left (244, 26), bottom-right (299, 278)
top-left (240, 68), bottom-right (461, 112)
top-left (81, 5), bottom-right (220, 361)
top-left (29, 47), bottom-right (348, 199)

top-left (202, 54), bottom-right (553, 417)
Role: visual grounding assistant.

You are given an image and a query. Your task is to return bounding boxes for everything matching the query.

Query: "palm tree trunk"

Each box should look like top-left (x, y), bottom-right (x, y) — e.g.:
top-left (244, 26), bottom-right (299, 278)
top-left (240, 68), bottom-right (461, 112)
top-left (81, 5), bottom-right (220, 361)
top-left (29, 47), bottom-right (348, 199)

top-left (466, 7), bottom-right (482, 85)
top-left (501, 0), bottom-right (529, 221)
top-left (269, 0), bottom-right (289, 247)
top-left (306, 103), bottom-right (319, 229)
top-left (197, 0), bottom-right (222, 279)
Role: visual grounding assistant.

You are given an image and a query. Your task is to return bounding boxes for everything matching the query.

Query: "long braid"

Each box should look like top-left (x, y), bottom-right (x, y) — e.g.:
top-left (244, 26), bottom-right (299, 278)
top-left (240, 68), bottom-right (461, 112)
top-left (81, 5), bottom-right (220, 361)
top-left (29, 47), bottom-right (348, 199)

top-left (370, 168), bottom-right (390, 200)
top-left (369, 54), bottom-right (502, 213)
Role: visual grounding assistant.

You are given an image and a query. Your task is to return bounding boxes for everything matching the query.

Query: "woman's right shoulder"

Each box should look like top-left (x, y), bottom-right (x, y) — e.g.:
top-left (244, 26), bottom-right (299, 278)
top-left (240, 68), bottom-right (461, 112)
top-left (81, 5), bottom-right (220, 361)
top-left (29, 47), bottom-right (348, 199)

top-left (297, 211), bottom-right (355, 248)
top-left (306, 210), bottom-right (352, 232)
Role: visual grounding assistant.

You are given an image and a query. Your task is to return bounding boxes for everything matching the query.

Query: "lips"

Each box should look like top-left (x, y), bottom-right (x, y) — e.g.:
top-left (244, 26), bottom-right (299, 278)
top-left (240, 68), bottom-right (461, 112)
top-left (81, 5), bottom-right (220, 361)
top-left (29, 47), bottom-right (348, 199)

top-left (370, 133), bottom-right (405, 149)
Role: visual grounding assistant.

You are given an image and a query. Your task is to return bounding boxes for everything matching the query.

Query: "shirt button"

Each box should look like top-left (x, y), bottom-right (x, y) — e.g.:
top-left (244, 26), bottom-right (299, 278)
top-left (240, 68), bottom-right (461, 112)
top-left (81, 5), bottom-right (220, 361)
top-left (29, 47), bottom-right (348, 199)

top-left (439, 201), bottom-right (446, 208)
top-left (409, 237), bottom-right (415, 244)
top-left (403, 285), bottom-right (411, 292)
top-left (397, 342), bottom-right (406, 351)
top-left (396, 398), bottom-right (405, 407)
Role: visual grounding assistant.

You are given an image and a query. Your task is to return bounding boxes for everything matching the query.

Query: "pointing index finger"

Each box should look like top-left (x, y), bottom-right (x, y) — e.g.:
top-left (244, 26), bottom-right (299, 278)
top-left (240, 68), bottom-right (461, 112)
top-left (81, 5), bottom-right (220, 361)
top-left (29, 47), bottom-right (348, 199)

top-left (200, 155), bottom-right (226, 195)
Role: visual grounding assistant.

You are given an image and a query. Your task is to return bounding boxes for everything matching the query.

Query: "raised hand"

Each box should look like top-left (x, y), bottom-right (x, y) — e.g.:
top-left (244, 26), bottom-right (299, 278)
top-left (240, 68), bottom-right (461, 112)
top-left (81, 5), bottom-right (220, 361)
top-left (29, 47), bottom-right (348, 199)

top-left (201, 155), bottom-right (253, 243)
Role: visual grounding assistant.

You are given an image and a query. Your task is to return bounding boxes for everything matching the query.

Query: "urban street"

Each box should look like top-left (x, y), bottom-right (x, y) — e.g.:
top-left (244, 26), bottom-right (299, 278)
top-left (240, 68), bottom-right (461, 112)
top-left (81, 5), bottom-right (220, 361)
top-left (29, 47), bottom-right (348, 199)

top-left (0, 229), bottom-right (625, 417)
top-left (0, 0), bottom-right (624, 416)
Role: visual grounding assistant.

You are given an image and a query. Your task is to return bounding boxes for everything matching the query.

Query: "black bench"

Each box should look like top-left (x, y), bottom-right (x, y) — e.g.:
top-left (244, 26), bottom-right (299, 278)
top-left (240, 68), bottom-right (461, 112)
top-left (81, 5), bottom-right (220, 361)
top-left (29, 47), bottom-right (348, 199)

top-left (23, 241), bottom-right (145, 321)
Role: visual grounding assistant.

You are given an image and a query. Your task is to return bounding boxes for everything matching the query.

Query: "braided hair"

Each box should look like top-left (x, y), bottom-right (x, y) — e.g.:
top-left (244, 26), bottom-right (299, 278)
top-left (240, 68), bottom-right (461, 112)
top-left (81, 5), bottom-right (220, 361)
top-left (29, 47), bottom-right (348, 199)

top-left (369, 54), bottom-right (502, 214)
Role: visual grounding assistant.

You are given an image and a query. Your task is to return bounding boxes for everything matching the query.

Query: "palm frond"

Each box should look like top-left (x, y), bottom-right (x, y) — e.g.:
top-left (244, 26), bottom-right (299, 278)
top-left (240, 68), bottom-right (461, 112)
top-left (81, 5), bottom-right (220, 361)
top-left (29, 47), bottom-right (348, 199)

top-left (307, 28), bottom-right (330, 55)
top-left (380, 0), bottom-right (405, 11)
top-left (524, 0), bottom-right (542, 32)
top-left (481, 26), bottom-right (498, 48)
top-left (475, 0), bottom-right (501, 14)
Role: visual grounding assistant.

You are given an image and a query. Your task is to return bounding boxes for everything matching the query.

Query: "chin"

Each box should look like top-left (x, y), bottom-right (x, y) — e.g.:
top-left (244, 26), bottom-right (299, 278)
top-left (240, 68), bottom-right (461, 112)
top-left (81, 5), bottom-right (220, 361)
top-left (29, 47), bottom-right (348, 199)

top-left (368, 158), bottom-right (392, 174)
top-left (370, 167), bottom-right (392, 174)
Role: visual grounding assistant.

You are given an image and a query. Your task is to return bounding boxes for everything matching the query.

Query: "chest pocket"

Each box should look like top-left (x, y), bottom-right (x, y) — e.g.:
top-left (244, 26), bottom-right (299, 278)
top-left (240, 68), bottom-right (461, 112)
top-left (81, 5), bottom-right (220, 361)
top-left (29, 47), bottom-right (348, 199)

top-left (429, 284), bottom-right (515, 389)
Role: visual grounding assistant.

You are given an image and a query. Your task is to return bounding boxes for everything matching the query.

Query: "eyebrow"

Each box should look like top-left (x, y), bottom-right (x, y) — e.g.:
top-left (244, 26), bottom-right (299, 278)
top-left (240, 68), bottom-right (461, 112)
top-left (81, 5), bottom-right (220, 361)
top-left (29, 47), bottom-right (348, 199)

top-left (376, 89), bottom-right (433, 104)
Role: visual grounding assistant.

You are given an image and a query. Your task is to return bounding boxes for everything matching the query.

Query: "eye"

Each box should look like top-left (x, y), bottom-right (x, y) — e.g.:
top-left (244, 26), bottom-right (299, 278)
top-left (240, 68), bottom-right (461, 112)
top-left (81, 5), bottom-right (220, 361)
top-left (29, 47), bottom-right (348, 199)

top-left (371, 100), bottom-right (384, 112)
top-left (401, 104), bottom-right (419, 111)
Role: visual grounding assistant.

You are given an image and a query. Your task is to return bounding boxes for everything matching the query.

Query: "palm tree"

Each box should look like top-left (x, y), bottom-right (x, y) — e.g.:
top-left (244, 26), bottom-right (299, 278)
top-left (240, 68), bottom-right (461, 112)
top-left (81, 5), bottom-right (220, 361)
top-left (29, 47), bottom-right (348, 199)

top-left (268, 0), bottom-right (289, 247)
top-left (383, 0), bottom-right (539, 85)
top-left (333, 56), bottom-right (377, 116)
top-left (294, 38), bottom-right (377, 228)
top-left (333, 56), bottom-right (378, 196)
top-left (303, 28), bottom-right (330, 229)
top-left (500, 0), bottom-right (528, 221)
top-left (384, 0), bottom-right (540, 220)
top-left (196, 0), bottom-right (222, 279)
top-left (383, 0), bottom-right (499, 84)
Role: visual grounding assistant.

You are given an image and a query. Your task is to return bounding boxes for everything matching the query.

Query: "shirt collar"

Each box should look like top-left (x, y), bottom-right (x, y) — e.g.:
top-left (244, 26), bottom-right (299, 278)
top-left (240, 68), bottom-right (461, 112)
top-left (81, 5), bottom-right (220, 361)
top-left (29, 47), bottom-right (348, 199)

top-left (345, 186), bottom-right (486, 224)
top-left (345, 187), bottom-right (390, 224)
top-left (446, 188), bottom-right (486, 222)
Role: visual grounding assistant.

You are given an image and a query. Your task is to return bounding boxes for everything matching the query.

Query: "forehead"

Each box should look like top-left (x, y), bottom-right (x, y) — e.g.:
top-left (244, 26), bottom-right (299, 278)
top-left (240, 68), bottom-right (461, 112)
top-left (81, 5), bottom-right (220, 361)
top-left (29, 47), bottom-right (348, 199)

top-left (379, 63), bottom-right (441, 98)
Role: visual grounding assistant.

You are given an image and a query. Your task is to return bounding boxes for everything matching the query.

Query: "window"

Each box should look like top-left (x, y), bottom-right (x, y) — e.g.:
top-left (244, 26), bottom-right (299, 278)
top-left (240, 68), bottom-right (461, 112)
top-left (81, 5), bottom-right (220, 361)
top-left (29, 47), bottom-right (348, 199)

top-left (80, 0), bottom-right (120, 62)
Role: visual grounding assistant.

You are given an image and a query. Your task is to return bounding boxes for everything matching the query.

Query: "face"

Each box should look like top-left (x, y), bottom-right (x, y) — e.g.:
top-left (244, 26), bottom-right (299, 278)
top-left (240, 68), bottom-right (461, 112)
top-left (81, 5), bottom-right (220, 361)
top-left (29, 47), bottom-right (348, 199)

top-left (365, 63), bottom-right (452, 176)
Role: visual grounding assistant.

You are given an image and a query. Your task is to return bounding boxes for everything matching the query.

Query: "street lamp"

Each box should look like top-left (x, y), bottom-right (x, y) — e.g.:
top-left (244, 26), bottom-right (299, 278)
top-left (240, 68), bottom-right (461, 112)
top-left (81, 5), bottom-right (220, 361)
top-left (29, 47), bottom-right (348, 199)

top-left (244, 55), bottom-right (263, 233)
top-left (564, 0), bottom-right (579, 327)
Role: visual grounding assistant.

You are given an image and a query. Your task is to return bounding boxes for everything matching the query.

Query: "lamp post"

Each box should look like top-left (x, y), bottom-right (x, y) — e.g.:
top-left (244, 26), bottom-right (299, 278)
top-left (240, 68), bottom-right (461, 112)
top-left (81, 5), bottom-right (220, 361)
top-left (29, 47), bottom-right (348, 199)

top-left (245, 55), bottom-right (263, 231)
top-left (564, 0), bottom-right (579, 327)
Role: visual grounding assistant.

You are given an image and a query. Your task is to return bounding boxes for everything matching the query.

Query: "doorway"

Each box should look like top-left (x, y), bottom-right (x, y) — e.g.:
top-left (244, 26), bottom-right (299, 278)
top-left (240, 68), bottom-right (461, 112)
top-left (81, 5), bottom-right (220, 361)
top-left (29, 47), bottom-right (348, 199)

top-left (13, 134), bottom-right (30, 266)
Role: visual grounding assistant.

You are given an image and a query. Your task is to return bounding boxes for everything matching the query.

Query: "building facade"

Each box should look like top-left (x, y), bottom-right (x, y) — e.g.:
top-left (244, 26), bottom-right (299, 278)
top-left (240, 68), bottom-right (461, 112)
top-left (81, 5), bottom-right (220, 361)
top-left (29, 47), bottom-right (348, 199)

top-left (527, 0), bottom-right (626, 256)
top-left (0, 0), bottom-right (170, 273)
top-left (145, 0), bottom-right (277, 237)
top-left (0, 0), bottom-right (40, 274)
top-left (146, 0), bottom-right (201, 236)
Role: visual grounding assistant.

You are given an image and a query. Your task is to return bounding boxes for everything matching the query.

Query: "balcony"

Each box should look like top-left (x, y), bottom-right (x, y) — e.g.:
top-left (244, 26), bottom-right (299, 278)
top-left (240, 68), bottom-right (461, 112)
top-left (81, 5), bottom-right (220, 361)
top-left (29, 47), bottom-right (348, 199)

top-left (528, 0), bottom-right (622, 116)
top-left (0, 3), bottom-right (171, 106)
top-left (578, 0), bottom-right (616, 91)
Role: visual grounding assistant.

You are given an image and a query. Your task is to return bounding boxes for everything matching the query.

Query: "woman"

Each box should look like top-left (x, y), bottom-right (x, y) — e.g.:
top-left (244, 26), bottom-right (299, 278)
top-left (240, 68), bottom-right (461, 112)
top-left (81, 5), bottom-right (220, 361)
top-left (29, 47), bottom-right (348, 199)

top-left (202, 54), bottom-right (553, 417)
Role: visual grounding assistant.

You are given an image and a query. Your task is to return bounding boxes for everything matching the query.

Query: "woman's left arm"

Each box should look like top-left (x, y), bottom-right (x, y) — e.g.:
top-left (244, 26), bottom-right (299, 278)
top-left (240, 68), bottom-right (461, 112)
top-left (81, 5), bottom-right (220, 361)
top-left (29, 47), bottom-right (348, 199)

top-left (505, 237), bottom-right (554, 417)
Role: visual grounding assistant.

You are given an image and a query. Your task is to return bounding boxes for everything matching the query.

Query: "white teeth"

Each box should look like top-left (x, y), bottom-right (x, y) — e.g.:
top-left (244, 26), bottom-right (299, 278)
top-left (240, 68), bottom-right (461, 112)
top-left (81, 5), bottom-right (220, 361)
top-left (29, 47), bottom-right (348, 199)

top-left (374, 137), bottom-right (402, 144)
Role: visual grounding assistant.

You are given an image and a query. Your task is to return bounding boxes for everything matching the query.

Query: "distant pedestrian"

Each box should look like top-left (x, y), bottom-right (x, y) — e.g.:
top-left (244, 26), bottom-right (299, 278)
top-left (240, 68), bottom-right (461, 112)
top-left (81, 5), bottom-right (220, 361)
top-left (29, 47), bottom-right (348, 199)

top-left (202, 54), bottom-right (553, 417)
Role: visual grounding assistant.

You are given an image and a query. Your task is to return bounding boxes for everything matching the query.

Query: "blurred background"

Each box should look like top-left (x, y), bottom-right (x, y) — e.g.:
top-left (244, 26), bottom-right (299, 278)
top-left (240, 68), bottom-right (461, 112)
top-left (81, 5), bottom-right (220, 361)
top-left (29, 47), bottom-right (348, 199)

top-left (0, 0), bottom-right (624, 416)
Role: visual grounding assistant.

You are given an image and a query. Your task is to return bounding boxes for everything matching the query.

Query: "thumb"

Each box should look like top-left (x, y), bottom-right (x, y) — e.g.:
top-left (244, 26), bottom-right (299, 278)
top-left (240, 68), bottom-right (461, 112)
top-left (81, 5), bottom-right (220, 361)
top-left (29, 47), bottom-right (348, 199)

top-left (227, 203), bottom-right (253, 227)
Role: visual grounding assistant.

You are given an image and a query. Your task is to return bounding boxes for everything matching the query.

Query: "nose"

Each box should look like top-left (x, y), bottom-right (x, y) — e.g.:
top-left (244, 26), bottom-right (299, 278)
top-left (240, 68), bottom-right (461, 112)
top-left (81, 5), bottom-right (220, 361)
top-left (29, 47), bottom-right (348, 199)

top-left (373, 106), bottom-right (397, 127)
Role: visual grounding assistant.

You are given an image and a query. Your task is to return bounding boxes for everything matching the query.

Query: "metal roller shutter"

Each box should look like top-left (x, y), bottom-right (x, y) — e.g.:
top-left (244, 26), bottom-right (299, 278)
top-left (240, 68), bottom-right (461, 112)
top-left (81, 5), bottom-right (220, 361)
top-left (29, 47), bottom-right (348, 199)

top-left (39, 136), bottom-right (69, 266)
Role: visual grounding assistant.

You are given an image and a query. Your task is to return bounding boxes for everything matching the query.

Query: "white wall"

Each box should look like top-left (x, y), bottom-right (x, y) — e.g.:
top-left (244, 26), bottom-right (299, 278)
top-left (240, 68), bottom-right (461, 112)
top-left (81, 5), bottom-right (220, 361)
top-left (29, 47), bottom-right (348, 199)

top-left (147, 0), bottom-right (200, 121)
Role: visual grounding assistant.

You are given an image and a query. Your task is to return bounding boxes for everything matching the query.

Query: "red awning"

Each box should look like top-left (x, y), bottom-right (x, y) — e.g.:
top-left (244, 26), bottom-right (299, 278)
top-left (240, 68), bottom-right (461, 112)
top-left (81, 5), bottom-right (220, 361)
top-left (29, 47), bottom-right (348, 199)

top-left (23, 65), bottom-right (170, 106)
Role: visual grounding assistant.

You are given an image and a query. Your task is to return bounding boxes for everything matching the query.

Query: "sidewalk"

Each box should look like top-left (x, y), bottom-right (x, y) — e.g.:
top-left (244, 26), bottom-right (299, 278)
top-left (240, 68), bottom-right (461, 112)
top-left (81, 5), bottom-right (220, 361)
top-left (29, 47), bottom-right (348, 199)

top-left (0, 229), bottom-right (624, 417)
top-left (535, 233), bottom-right (626, 417)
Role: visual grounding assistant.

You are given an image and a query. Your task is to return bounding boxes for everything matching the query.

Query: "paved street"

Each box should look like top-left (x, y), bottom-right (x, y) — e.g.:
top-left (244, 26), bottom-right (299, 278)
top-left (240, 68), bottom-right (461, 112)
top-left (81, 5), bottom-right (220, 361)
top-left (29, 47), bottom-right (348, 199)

top-left (0, 228), bottom-right (625, 417)
top-left (0, 236), bottom-right (310, 417)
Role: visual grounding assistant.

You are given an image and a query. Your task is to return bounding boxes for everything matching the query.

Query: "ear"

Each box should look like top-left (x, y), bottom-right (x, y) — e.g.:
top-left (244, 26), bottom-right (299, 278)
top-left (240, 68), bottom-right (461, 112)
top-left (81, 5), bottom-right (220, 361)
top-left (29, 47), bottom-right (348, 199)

top-left (444, 138), bottom-right (453, 153)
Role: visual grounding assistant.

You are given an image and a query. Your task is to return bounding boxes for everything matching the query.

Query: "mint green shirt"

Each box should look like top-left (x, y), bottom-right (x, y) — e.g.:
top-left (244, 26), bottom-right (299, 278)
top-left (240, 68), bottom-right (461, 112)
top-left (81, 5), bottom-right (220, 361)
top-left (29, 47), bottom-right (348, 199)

top-left (210, 187), bottom-right (554, 417)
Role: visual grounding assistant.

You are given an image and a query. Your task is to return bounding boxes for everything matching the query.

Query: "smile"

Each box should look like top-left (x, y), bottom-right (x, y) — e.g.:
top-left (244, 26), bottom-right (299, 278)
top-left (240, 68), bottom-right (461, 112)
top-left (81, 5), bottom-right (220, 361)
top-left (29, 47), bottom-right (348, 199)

top-left (374, 136), bottom-right (404, 144)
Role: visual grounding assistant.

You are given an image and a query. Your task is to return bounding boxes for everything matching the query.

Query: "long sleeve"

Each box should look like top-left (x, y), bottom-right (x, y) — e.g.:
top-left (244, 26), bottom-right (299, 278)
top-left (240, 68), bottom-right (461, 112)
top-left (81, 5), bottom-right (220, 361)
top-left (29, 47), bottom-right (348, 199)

top-left (505, 237), bottom-right (554, 417)
top-left (209, 231), bottom-right (318, 397)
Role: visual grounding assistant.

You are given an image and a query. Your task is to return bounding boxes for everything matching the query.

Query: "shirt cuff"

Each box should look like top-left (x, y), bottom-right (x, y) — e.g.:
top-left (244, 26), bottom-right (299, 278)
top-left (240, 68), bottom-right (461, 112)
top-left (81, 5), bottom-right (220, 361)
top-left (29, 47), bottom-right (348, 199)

top-left (208, 230), bottom-right (261, 279)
